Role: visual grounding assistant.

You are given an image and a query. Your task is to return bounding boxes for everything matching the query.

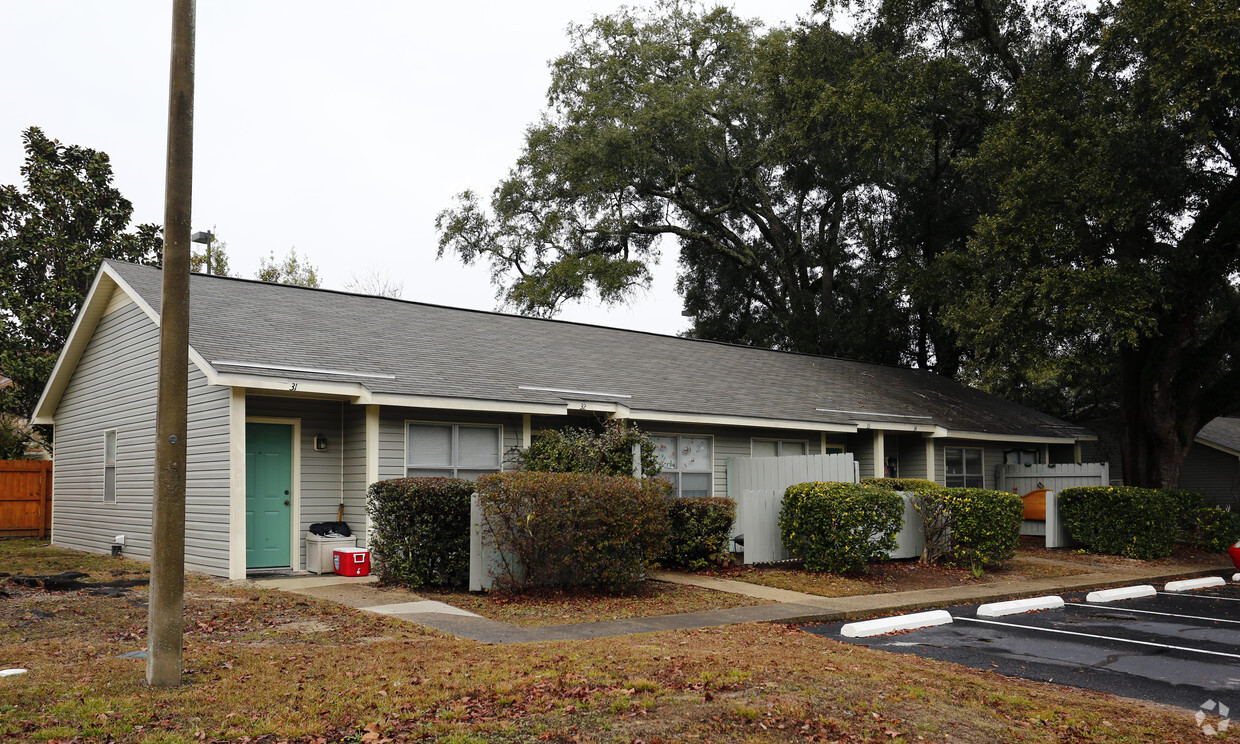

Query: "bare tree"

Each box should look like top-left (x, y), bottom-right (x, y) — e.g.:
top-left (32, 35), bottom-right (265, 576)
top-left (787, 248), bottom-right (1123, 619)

top-left (344, 269), bottom-right (404, 299)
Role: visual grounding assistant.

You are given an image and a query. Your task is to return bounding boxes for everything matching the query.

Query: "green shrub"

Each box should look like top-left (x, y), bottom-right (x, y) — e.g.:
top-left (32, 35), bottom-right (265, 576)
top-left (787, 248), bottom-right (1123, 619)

top-left (939, 488), bottom-right (1024, 572)
top-left (778, 482), bottom-right (904, 573)
top-left (862, 477), bottom-right (943, 494)
top-left (662, 497), bottom-right (736, 569)
top-left (513, 420), bottom-right (662, 477)
top-left (366, 477), bottom-right (474, 588)
top-left (475, 471), bottom-right (672, 591)
top-left (1186, 505), bottom-right (1235, 553)
top-left (1058, 486), bottom-right (1179, 559)
top-left (1163, 489), bottom-right (1205, 531)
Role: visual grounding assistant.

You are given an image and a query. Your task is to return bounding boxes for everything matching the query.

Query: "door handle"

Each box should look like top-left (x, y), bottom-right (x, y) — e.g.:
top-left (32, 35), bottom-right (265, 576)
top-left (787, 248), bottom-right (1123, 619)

top-left (284, 490), bottom-right (290, 495)
top-left (284, 499), bottom-right (290, 506)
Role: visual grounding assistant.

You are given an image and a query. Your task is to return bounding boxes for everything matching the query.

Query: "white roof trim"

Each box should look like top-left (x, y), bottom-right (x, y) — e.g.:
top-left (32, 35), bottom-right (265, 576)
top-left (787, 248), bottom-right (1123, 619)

top-left (32, 262), bottom-right (220, 424)
top-left (212, 360), bottom-right (396, 380)
top-left (927, 427), bottom-right (1080, 444)
top-left (1194, 437), bottom-right (1240, 459)
top-left (628, 409), bottom-right (858, 433)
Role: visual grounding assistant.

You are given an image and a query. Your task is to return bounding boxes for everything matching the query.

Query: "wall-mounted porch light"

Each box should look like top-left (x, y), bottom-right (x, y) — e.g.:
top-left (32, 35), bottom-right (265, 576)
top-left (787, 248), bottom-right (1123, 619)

top-left (314, 434), bottom-right (328, 451)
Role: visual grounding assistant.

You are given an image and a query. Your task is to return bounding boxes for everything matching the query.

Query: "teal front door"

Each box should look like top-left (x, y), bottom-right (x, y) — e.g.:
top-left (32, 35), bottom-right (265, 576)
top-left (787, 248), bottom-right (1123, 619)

top-left (246, 422), bottom-right (293, 569)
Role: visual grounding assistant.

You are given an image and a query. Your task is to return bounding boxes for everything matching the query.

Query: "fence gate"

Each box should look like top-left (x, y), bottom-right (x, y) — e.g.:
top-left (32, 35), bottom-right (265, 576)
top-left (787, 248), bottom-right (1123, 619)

top-left (0, 460), bottom-right (52, 538)
top-left (995, 462), bottom-right (1109, 537)
top-left (727, 452), bottom-right (859, 564)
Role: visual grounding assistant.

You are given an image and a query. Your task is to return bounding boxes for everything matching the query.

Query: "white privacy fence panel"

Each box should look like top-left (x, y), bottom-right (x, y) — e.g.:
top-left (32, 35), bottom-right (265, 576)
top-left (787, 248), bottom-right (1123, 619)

top-left (996, 462), bottom-right (1110, 497)
top-left (729, 453), bottom-right (858, 564)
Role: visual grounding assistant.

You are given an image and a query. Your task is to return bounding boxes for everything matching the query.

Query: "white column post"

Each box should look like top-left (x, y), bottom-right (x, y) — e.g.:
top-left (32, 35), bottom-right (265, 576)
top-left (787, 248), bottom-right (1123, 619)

top-left (925, 438), bottom-right (936, 483)
top-left (521, 413), bottom-right (531, 449)
top-left (364, 404), bottom-right (380, 544)
top-left (227, 388), bottom-right (246, 580)
top-left (872, 430), bottom-right (885, 479)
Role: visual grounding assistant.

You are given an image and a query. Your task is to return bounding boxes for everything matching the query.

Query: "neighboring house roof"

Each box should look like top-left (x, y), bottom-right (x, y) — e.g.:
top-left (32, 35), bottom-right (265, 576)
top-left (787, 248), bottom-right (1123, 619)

top-left (1196, 417), bottom-right (1240, 456)
top-left (33, 260), bottom-right (1092, 442)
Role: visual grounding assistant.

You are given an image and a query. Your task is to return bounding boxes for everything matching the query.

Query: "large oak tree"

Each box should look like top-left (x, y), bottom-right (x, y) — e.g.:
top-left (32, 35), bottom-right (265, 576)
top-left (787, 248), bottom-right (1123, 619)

top-left (0, 127), bottom-right (162, 450)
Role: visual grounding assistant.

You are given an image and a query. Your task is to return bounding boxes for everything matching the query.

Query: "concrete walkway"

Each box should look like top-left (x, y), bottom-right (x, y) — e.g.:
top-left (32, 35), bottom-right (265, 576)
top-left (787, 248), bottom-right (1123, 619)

top-left (244, 555), bottom-right (1235, 644)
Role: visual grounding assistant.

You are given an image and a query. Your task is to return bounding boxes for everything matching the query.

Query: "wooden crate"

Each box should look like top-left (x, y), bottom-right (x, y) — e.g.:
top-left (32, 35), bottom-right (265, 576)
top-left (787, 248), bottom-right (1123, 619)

top-left (0, 460), bottom-right (52, 538)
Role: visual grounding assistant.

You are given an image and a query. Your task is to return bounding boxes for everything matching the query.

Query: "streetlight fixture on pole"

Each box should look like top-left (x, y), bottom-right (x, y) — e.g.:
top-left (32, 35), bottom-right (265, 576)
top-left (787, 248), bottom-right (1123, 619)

top-left (148, 0), bottom-right (196, 688)
top-left (191, 230), bottom-right (214, 274)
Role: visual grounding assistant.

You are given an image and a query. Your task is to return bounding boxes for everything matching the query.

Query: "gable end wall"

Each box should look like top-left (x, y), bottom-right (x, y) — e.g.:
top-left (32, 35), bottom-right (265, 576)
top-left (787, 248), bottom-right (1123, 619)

top-left (51, 301), bottom-right (232, 575)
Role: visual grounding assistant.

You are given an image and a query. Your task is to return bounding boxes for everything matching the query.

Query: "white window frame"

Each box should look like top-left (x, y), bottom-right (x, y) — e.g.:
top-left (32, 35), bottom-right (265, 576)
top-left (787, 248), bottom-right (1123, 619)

top-left (404, 421), bottom-right (503, 480)
top-left (750, 438), bottom-right (810, 457)
top-left (103, 430), bottom-right (117, 504)
top-left (945, 446), bottom-right (984, 488)
top-left (651, 433), bottom-right (714, 498)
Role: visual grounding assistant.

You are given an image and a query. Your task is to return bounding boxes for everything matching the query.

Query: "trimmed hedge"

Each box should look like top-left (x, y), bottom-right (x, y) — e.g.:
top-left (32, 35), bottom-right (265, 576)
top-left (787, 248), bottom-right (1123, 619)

top-left (1058, 486), bottom-right (1179, 559)
top-left (662, 497), bottom-right (736, 569)
top-left (779, 482), bottom-right (904, 573)
top-left (475, 471), bottom-right (671, 591)
top-left (939, 488), bottom-right (1024, 571)
top-left (366, 477), bottom-right (474, 588)
top-left (1186, 505), bottom-right (1235, 553)
top-left (862, 477), bottom-right (943, 494)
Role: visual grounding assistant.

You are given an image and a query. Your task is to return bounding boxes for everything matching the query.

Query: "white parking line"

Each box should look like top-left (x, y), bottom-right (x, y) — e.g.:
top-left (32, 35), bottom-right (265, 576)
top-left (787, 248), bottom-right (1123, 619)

top-left (1156, 592), bottom-right (1240, 602)
top-left (955, 617), bottom-right (1240, 660)
top-left (1064, 603), bottom-right (1240, 625)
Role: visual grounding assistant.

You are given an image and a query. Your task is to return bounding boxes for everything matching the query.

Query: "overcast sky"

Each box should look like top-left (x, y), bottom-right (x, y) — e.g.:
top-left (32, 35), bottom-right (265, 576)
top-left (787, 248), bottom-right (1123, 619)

top-left (1, 1), bottom-right (816, 334)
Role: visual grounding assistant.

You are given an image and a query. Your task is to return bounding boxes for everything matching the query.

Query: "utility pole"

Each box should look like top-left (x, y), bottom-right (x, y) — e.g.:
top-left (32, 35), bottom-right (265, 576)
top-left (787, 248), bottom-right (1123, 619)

top-left (147, 0), bottom-right (195, 688)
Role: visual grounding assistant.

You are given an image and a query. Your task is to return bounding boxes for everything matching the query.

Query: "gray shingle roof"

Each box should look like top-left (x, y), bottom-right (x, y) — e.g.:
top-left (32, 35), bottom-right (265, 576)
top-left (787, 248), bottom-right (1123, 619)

top-left (108, 260), bottom-right (1089, 439)
top-left (1198, 417), bottom-right (1240, 453)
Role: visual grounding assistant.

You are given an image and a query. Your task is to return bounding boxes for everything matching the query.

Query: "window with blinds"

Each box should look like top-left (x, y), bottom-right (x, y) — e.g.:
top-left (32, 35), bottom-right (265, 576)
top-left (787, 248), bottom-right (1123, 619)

top-left (406, 423), bottom-right (502, 480)
top-left (103, 430), bottom-right (117, 504)
top-left (751, 439), bottom-right (808, 457)
top-left (945, 446), bottom-right (984, 488)
top-left (651, 434), bottom-right (712, 498)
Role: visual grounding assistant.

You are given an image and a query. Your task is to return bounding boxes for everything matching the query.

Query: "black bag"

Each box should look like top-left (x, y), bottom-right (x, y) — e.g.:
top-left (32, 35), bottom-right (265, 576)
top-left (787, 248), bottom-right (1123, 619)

top-left (308, 521), bottom-right (352, 537)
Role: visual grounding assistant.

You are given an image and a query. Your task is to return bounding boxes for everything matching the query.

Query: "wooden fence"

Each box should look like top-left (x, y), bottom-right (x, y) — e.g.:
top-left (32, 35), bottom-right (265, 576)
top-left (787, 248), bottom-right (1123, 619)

top-left (0, 460), bottom-right (52, 538)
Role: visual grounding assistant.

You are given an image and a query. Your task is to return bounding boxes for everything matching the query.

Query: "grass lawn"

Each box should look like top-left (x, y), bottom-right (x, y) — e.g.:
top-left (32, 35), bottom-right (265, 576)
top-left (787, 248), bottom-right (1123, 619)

top-left (419, 583), bottom-right (769, 627)
top-left (1, 539), bottom-right (1226, 743)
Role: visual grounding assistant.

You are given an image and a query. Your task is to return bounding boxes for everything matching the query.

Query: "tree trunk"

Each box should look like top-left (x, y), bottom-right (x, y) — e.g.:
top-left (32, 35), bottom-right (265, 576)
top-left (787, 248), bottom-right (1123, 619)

top-left (1118, 343), bottom-right (1195, 488)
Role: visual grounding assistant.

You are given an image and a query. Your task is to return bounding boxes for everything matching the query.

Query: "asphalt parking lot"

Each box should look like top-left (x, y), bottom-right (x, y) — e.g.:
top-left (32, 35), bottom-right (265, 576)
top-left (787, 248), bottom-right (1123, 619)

top-left (805, 576), bottom-right (1240, 712)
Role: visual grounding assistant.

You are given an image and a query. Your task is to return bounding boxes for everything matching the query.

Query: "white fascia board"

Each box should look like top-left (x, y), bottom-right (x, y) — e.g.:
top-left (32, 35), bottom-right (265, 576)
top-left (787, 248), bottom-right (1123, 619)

top-left (364, 392), bottom-right (568, 416)
top-left (32, 268), bottom-right (113, 424)
top-left (566, 400), bottom-right (625, 415)
top-left (210, 373), bottom-right (368, 400)
top-left (1194, 438), bottom-right (1240, 458)
top-left (926, 427), bottom-right (1079, 445)
top-left (853, 421), bottom-right (939, 433)
top-left (627, 409), bottom-right (857, 433)
top-left (102, 263), bottom-right (220, 384)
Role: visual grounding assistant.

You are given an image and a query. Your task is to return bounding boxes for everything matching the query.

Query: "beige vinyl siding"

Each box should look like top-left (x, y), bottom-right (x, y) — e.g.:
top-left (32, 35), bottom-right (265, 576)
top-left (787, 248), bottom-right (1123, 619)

top-left (247, 396), bottom-right (354, 569)
top-left (894, 433), bottom-right (927, 481)
top-left (378, 406), bottom-right (522, 481)
top-left (1181, 443), bottom-right (1240, 507)
top-left (342, 405), bottom-right (368, 546)
top-left (848, 434), bottom-right (876, 479)
top-left (52, 302), bottom-right (231, 575)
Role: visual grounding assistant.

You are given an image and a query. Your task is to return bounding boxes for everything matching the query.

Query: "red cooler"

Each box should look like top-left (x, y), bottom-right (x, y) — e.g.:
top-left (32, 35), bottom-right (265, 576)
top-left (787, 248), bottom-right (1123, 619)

top-left (333, 547), bottom-right (371, 577)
